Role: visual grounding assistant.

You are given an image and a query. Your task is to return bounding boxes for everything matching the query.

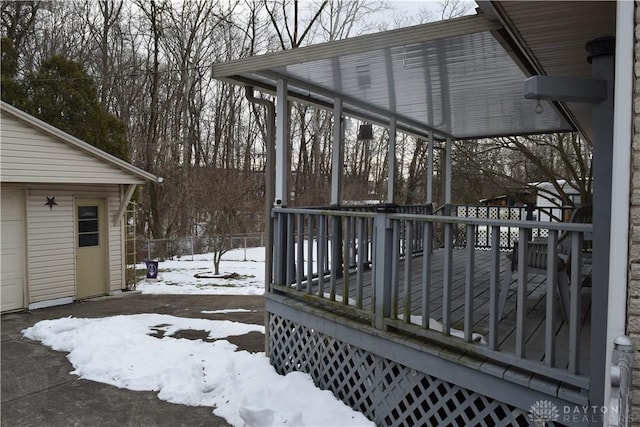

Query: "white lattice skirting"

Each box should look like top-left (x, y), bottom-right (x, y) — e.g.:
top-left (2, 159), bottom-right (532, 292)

top-left (269, 314), bottom-right (532, 426)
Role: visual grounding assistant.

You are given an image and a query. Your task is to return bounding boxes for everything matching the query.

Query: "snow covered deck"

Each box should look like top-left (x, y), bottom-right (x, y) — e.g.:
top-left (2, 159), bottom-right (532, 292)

top-left (275, 247), bottom-right (592, 372)
top-left (266, 205), bottom-right (595, 425)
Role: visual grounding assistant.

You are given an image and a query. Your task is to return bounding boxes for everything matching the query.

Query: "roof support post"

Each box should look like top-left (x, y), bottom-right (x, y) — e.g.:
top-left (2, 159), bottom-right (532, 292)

top-left (331, 98), bottom-right (344, 206)
top-left (427, 132), bottom-right (434, 205)
top-left (275, 78), bottom-right (288, 208)
top-left (387, 118), bottom-right (396, 204)
top-left (273, 79), bottom-right (289, 290)
top-left (586, 37), bottom-right (615, 410)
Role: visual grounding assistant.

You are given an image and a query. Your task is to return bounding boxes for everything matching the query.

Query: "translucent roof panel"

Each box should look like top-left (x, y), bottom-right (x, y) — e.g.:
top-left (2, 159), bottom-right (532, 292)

top-left (214, 14), bottom-right (574, 140)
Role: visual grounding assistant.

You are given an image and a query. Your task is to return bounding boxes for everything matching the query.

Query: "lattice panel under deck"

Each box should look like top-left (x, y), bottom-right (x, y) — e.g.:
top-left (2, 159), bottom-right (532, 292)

top-left (269, 315), bottom-right (532, 427)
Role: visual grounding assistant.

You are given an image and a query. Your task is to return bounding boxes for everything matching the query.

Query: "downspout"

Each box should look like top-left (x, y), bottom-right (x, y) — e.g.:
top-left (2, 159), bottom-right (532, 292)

top-left (605, 0), bottom-right (634, 420)
top-left (245, 86), bottom-right (275, 354)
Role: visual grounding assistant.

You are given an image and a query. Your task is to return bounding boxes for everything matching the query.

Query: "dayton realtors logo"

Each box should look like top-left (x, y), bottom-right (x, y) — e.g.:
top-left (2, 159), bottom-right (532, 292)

top-left (529, 400), bottom-right (624, 424)
top-left (528, 400), bottom-right (559, 425)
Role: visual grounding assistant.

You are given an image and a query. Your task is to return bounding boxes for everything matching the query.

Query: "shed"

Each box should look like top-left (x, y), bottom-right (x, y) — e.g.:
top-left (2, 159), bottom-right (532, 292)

top-left (0, 101), bottom-right (162, 312)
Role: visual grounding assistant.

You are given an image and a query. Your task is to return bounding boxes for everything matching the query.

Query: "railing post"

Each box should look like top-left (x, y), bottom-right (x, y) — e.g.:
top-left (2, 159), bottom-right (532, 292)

top-left (374, 204), bottom-right (396, 330)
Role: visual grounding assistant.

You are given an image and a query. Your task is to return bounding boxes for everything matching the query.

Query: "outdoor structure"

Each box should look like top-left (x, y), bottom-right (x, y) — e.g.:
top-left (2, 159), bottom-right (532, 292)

top-left (530, 181), bottom-right (583, 223)
top-left (0, 101), bottom-right (162, 312)
top-left (214, 2), bottom-right (637, 425)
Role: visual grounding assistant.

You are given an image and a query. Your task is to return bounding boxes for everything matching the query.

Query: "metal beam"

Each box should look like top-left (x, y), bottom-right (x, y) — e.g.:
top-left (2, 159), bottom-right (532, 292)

top-left (524, 76), bottom-right (606, 104)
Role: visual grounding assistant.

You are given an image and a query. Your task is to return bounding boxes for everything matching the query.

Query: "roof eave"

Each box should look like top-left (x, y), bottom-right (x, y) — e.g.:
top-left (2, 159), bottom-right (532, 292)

top-left (213, 14), bottom-right (501, 79)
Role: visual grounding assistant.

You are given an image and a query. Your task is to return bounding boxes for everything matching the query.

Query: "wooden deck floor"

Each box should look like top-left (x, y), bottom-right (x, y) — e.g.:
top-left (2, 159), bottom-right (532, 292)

top-left (316, 248), bottom-right (592, 375)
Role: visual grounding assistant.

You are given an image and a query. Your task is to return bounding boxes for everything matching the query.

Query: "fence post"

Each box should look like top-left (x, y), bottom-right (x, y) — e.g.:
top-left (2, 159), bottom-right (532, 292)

top-left (373, 204), bottom-right (396, 330)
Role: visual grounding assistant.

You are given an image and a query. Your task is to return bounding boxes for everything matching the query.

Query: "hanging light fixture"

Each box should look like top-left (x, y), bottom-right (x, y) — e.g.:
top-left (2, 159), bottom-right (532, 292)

top-left (357, 123), bottom-right (373, 140)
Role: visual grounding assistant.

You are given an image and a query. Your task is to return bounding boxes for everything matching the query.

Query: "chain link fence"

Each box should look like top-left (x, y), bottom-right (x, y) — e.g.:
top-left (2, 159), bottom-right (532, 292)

top-left (138, 233), bottom-right (265, 261)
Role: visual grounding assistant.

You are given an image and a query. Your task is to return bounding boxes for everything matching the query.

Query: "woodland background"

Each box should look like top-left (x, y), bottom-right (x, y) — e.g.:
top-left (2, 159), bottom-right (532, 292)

top-left (0, 0), bottom-right (592, 250)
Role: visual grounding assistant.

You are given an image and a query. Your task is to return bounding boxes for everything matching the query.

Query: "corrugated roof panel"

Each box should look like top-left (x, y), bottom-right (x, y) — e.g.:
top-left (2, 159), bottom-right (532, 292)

top-left (214, 11), bottom-right (579, 140)
top-left (275, 30), bottom-right (570, 138)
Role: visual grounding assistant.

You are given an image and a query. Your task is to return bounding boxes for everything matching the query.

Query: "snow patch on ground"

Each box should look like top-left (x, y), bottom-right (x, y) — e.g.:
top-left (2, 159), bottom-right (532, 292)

top-left (23, 314), bottom-right (373, 427)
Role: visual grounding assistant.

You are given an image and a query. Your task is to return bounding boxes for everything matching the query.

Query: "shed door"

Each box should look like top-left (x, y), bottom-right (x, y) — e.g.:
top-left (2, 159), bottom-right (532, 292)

top-left (76, 198), bottom-right (107, 298)
top-left (1, 190), bottom-right (25, 311)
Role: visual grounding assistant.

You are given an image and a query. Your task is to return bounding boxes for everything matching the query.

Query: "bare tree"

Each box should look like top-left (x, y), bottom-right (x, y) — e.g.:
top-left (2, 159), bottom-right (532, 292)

top-left (456, 133), bottom-right (592, 208)
top-left (263, 0), bottom-right (328, 49)
top-left (195, 167), bottom-right (262, 274)
top-left (438, 0), bottom-right (474, 20)
top-left (0, 0), bottom-right (41, 53)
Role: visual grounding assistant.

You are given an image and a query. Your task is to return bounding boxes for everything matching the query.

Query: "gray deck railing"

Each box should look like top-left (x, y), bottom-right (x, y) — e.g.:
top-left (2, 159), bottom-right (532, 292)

top-left (270, 205), bottom-right (594, 394)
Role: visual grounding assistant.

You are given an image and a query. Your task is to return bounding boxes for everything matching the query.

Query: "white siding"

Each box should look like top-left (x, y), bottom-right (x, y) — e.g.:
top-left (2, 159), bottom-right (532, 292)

top-left (1, 189), bottom-right (26, 311)
top-left (27, 191), bottom-right (75, 302)
top-left (108, 197), bottom-right (124, 291)
top-left (1, 114), bottom-right (142, 184)
top-left (21, 184), bottom-right (125, 303)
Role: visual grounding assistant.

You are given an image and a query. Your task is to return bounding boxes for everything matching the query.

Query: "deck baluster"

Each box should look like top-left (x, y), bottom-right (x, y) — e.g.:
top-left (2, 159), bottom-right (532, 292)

top-left (343, 216), bottom-right (351, 305)
top-left (296, 214), bottom-right (304, 290)
top-left (403, 221), bottom-right (414, 323)
top-left (545, 230), bottom-right (558, 367)
top-left (569, 231), bottom-right (583, 374)
top-left (488, 226), bottom-right (500, 350)
top-left (421, 222), bottom-right (433, 329)
top-left (442, 222), bottom-right (453, 335)
top-left (391, 220), bottom-right (401, 320)
top-left (464, 224), bottom-right (475, 342)
top-left (317, 215), bottom-right (327, 298)
top-left (516, 228), bottom-right (528, 358)
top-left (356, 218), bottom-right (365, 308)
top-left (330, 215), bottom-right (340, 301)
top-left (306, 215), bottom-right (314, 294)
